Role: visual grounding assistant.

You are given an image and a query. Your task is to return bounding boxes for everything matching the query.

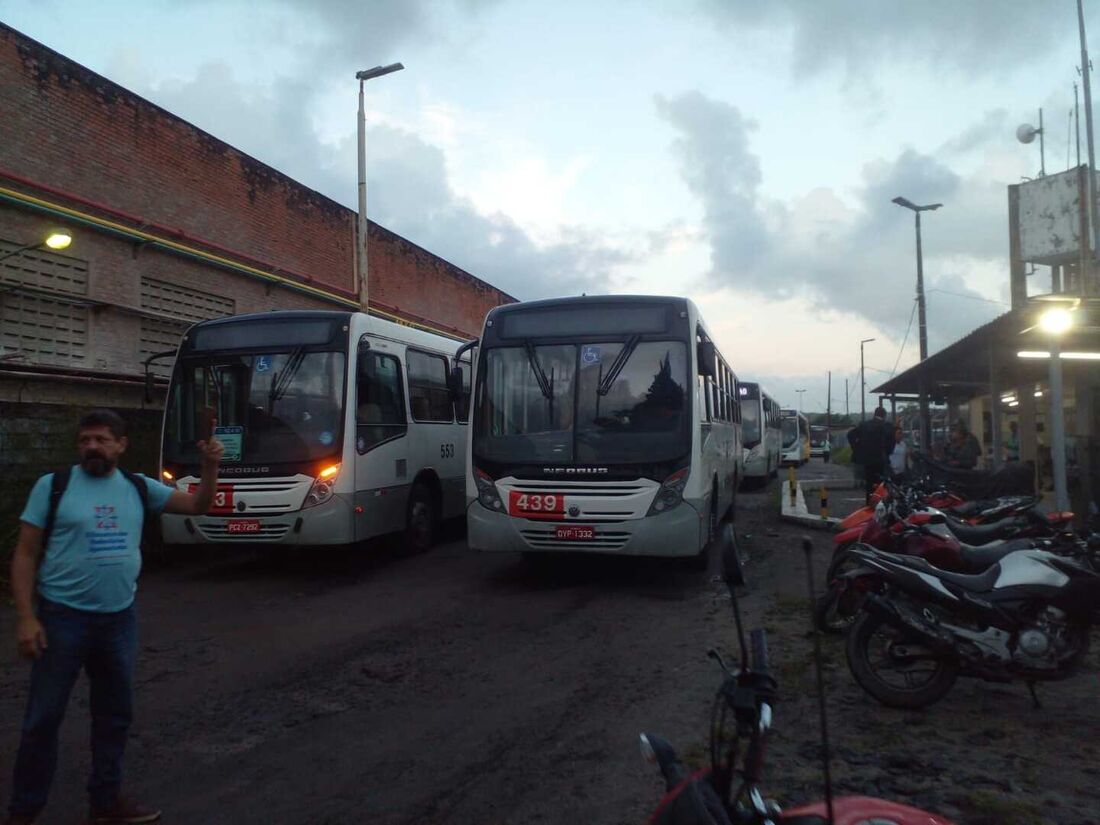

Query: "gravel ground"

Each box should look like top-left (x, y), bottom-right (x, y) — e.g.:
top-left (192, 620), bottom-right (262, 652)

top-left (0, 459), bottom-right (1096, 824)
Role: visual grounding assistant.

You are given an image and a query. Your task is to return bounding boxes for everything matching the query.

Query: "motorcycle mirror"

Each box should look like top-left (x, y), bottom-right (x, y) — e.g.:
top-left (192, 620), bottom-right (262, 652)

top-left (720, 523), bottom-right (745, 587)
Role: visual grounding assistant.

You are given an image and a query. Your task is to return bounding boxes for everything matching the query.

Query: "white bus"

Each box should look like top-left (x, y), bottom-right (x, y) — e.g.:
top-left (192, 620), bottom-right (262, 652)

top-left (780, 408), bottom-right (810, 466)
top-left (159, 310), bottom-right (474, 550)
top-left (464, 295), bottom-right (741, 561)
top-left (738, 381), bottom-right (781, 484)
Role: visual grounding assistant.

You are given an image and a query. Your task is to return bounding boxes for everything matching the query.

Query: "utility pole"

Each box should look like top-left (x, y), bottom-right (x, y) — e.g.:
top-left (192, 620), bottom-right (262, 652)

top-left (355, 62), bottom-right (404, 312)
top-left (892, 197), bottom-right (941, 448)
top-left (826, 370), bottom-right (832, 445)
top-left (845, 378), bottom-right (849, 420)
top-left (1078, 0), bottom-right (1100, 265)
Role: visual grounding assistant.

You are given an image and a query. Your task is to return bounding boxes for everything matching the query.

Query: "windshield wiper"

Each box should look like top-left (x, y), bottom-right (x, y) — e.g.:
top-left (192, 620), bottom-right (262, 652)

top-left (524, 342), bottom-right (554, 401)
top-left (268, 346), bottom-right (306, 410)
top-left (597, 335), bottom-right (641, 396)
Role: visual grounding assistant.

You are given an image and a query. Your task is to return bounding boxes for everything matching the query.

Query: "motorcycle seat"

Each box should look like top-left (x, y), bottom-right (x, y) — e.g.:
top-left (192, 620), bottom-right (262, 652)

top-left (878, 552), bottom-right (1003, 592)
top-left (957, 538), bottom-right (1034, 573)
top-left (945, 516), bottom-right (1026, 545)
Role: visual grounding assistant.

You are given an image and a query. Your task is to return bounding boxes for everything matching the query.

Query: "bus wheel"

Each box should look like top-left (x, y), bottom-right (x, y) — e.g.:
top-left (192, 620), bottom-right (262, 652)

top-left (404, 483), bottom-right (438, 554)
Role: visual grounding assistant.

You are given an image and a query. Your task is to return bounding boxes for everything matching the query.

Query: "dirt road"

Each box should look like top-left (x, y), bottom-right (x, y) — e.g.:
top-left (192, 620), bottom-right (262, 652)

top-left (2, 463), bottom-right (1097, 824)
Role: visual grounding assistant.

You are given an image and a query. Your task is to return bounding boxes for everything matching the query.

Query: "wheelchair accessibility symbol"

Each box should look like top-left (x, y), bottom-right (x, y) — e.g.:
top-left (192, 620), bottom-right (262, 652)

top-left (581, 346), bottom-right (601, 365)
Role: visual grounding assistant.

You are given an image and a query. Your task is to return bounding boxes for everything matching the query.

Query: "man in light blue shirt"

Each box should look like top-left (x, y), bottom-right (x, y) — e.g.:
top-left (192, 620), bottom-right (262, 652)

top-left (6, 409), bottom-right (223, 825)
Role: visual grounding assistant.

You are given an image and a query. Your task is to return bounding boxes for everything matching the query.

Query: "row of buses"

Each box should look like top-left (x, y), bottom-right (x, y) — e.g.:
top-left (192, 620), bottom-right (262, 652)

top-left (156, 295), bottom-right (809, 559)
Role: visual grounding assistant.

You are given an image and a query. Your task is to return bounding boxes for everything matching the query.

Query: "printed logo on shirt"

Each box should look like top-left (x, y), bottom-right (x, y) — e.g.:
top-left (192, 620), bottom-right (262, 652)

top-left (87, 503), bottom-right (128, 557)
top-left (94, 505), bottom-right (118, 530)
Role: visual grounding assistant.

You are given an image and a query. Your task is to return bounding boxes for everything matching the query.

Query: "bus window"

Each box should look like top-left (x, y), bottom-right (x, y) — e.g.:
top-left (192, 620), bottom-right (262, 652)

top-left (408, 350), bottom-right (453, 423)
top-left (356, 351), bottom-right (408, 453)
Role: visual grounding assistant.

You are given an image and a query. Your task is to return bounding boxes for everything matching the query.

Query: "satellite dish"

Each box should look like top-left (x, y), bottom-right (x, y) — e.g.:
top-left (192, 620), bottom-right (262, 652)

top-left (1017, 123), bottom-right (1040, 144)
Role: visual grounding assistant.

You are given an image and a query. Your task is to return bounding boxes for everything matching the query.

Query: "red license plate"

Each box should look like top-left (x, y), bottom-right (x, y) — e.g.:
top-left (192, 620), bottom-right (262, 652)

top-left (226, 519), bottom-right (261, 534)
top-left (508, 491), bottom-right (566, 519)
top-left (188, 484), bottom-right (234, 514)
top-left (555, 525), bottom-right (595, 541)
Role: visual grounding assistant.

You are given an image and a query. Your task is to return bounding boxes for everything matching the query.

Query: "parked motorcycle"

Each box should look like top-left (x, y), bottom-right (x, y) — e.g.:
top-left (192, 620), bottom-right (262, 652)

top-left (841, 544), bottom-right (1100, 709)
top-left (817, 496), bottom-right (1085, 633)
top-left (640, 529), bottom-right (957, 824)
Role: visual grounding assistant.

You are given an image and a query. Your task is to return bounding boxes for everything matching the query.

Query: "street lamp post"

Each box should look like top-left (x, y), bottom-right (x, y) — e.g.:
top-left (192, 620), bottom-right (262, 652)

top-left (795, 388), bottom-right (806, 413)
top-left (892, 196), bottom-right (942, 450)
top-left (0, 228), bottom-right (72, 265)
top-left (355, 62), bottom-right (404, 313)
top-left (1040, 307), bottom-right (1074, 511)
top-left (860, 338), bottom-right (875, 420)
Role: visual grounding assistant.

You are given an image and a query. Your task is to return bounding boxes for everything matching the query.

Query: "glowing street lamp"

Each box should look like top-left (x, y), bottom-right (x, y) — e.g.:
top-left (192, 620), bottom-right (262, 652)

top-left (0, 227), bottom-right (73, 263)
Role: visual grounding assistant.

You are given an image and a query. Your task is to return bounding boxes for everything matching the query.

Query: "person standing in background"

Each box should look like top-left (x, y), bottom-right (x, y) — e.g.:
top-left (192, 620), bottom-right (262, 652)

top-left (847, 407), bottom-right (894, 501)
top-left (889, 424), bottom-right (910, 480)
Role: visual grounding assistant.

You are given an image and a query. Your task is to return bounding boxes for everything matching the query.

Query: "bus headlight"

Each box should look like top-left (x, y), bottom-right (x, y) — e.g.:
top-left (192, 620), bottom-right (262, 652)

top-left (303, 464), bottom-right (341, 509)
top-left (647, 467), bottom-right (690, 516)
top-left (474, 467), bottom-right (505, 512)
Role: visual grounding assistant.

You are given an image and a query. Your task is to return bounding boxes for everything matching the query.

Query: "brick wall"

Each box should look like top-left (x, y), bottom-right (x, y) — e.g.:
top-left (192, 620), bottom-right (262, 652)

top-left (0, 23), bottom-right (514, 343)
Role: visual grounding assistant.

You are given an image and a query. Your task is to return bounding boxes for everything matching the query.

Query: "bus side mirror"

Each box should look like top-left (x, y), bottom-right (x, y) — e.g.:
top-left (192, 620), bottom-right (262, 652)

top-left (697, 342), bottom-right (716, 377)
top-left (448, 366), bottom-right (463, 398)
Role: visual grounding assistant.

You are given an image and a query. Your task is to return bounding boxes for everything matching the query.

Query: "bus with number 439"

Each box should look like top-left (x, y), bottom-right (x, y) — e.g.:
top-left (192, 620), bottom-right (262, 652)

top-left (157, 310), bottom-right (474, 551)
top-left (464, 295), bottom-right (742, 562)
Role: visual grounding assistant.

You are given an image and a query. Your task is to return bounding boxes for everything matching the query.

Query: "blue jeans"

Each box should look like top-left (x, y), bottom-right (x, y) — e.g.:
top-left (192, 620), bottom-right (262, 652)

top-left (8, 599), bottom-right (137, 817)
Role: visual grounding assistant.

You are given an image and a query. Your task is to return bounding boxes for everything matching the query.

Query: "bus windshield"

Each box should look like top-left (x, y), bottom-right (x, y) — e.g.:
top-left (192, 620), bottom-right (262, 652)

top-left (163, 349), bottom-right (346, 466)
top-left (473, 340), bottom-right (690, 465)
top-left (781, 417), bottom-right (799, 448)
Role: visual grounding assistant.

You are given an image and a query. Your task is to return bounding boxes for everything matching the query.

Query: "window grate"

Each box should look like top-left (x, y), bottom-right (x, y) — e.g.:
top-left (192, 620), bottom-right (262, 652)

top-left (0, 240), bottom-right (88, 297)
top-left (140, 276), bottom-right (234, 323)
top-left (139, 277), bottom-right (235, 376)
top-left (0, 292), bottom-right (87, 366)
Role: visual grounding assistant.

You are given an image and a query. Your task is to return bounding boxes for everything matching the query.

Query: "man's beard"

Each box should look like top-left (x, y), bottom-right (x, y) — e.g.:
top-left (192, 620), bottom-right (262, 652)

top-left (81, 453), bottom-right (115, 477)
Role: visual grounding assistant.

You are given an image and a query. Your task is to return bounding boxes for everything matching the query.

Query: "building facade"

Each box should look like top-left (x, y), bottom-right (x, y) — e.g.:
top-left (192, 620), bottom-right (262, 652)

top-left (0, 23), bottom-right (514, 533)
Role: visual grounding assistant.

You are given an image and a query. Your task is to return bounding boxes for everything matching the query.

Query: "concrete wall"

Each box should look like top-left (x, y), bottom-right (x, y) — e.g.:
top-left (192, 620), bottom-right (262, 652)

top-left (0, 402), bottom-right (162, 542)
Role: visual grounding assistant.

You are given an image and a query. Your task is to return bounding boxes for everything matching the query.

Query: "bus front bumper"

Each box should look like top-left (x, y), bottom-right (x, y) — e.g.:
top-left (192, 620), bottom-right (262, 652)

top-left (160, 494), bottom-right (354, 546)
top-left (466, 500), bottom-right (704, 557)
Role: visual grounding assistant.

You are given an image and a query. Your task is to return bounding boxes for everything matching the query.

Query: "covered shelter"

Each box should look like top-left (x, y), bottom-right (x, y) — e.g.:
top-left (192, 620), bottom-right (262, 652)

top-left (873, 300), bottom-right (1100, 519)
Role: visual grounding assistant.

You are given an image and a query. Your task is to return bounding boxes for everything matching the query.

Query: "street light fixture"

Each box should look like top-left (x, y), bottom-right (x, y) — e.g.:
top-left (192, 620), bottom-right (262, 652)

top-left (860, 337), bottom-right (875, 421)
top-left (0, 227), bottom-right (73, 264)
top-left (355, 62), bottom-right (404, 313)
top-left (892, 196), bottom-right (942, 450)
top-left (1039, 305), bottom-right (1075, 511)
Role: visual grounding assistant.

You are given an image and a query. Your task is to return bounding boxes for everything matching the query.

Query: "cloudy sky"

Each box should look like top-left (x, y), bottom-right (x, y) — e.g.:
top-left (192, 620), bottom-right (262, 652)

top-left (4, 0), bottom-right (1093, 411)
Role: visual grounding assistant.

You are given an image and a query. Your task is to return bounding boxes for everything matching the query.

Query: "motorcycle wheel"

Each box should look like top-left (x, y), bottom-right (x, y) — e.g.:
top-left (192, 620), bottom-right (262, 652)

top-left (846, 611), bottom-right (958, 709)
top-left (814, 551), bottom-right (863, 634)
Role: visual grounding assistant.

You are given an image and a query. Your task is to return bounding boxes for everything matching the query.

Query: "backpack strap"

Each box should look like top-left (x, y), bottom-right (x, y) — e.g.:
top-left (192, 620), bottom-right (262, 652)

top-left (42, 465), bottom-right (74, 546)
top-left (119, 468), bottom-right (151, 529)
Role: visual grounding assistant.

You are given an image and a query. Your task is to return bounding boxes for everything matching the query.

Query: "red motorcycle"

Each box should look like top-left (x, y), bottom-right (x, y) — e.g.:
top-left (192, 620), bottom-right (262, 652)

top-left (642, 530), bottom-right (956, 825)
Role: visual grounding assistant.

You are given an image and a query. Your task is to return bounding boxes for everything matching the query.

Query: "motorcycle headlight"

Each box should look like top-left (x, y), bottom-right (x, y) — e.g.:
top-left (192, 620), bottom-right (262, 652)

top-left (647, 467), bottom-right (690, 516)
top-left (303, 464), bottom-right (340, 509)
top-left (474, 468), bottom-right (505, 512)
top-left (874, 501), bottom-right (887, 524)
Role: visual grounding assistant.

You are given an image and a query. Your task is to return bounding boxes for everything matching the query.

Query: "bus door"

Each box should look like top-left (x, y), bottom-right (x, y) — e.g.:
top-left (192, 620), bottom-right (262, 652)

top-left (404, 348), bottom-right (465, 519)
top-left (353, 338), bottom-right (411, 541)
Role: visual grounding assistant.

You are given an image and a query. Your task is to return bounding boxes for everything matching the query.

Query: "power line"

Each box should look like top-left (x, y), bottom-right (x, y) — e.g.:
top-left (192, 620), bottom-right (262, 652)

top-left (892, 298), bottom-right (918, 377)
top-left (926, 288), bottom-right (1009, 306)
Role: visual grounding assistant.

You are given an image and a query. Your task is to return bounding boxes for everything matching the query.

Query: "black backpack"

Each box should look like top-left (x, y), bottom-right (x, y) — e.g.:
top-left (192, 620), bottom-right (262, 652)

top-left (42, 465), bottom-right (152, 547)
